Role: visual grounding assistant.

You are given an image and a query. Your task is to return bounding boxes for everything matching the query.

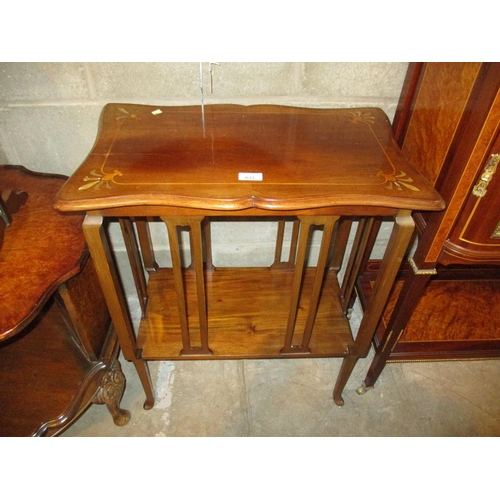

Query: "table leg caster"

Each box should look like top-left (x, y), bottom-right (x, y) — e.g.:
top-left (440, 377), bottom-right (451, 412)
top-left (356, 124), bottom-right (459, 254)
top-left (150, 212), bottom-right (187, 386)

top-left (356, 383), bottom-right (373, 395)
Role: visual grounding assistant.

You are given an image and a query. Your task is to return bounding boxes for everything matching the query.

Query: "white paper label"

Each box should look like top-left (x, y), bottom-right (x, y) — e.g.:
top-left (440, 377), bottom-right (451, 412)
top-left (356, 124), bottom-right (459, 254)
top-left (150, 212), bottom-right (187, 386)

top-left (238, 172), bottom-right (263, 181)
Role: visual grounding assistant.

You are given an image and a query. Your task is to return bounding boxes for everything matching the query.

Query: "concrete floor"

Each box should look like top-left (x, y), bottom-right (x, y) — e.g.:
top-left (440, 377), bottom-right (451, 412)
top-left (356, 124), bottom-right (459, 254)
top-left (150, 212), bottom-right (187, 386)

top-left (61, 300), bottom-right (500, 437)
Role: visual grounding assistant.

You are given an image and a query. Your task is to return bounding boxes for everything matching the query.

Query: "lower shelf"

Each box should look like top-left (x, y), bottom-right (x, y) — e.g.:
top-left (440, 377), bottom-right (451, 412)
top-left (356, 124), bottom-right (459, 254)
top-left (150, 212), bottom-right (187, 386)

top-left (138, 267), bottom-right (353, 359)
top-left (0, 299), bottom-right (101, 436)
top-left (356, 261), bottom-right (500, 361)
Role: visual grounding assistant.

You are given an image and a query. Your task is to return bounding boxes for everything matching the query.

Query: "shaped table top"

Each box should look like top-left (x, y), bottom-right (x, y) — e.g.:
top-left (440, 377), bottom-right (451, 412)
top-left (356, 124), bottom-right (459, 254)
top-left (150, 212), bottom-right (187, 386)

top-left (54, 104), bottom-right (445, 215)
top-left (1, 165), bottom-right (86, 341)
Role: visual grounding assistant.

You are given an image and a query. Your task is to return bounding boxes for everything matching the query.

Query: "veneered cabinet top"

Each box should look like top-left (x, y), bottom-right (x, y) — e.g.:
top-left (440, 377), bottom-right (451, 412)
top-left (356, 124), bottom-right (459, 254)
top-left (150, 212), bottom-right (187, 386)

top-left (54, 104), bottom-right (445, 214)
top-left (1, 165), bottom-right (86, 341)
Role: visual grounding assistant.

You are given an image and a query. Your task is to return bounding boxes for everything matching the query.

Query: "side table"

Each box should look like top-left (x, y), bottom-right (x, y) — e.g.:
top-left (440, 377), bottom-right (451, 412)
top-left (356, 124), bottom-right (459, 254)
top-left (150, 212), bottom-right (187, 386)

top-left (0, 165), bottom-right (130, 436)
top-left (54, 104), bottom-right (445, 407)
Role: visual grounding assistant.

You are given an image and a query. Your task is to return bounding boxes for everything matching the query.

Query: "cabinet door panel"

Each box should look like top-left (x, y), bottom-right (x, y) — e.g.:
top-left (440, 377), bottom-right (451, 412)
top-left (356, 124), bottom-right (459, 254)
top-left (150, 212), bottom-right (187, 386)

top-left (442, 131), bottom-right (500, 263)
top-left (399, 63), bottom-right (481, 185)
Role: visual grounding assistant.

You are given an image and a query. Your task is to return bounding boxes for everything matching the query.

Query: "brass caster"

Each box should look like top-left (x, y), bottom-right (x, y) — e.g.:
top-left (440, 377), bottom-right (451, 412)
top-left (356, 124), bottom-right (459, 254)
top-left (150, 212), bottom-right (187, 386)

top-left (356, 383), bottom-right (373, 395)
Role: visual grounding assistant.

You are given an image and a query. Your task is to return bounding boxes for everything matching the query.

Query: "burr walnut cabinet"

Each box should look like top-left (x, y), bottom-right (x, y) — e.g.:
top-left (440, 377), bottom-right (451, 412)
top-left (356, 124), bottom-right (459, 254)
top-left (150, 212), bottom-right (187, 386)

top-left (0, 165), bottom-right (130, 436)
top-left (356, 62), bottom-right (500, 393)
top-left (53, 103), bottom-right (444, 407)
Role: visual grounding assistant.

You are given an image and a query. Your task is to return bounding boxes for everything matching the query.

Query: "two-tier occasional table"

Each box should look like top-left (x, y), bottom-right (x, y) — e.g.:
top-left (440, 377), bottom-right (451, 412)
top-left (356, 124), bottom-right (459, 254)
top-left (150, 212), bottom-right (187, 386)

top-left (0, 165), bottom-right (130, 436)
top-left (54, 104), bottom-right (444, 408)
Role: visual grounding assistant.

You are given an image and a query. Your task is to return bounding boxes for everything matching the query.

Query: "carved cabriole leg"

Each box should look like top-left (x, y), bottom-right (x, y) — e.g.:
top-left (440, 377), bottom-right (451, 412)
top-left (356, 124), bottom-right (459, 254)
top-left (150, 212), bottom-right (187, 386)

top-left (93, 360), bottom-right (131, 426)
top-left (281, 216), bottom-right (339, 354)
top-left (361, 258), bottom-right (436, 390)
top-left (333, 210), bottom-right (415, 406)
top-left (83, 214), bottom-right (155, 410)
top-left (162, 216), bottom-right (212, 356)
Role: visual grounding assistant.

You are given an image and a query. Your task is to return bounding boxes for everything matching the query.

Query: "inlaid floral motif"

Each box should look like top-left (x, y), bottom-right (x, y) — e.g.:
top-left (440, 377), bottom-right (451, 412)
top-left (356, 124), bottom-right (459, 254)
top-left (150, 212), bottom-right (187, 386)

top-left (79, 169), bottom-right (123, 191)
top-left (378, 170), bottom-right (420, 192)
top-left (347, 111), bottom-right (375, 124)
top-left (116, 107), bottom-right (141, 121)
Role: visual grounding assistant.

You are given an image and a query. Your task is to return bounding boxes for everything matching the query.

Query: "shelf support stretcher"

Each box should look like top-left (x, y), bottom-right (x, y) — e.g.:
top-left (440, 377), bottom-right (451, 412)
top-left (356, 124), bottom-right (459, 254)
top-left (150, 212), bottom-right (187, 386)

top-left (119, 217), bottom-right (149, 319)
top-left (340, 217), bottom-right (375, 316)
top-left (281, 215), bottom-right (339, 354)
top-left (162, 216), bottom-right (213, 356)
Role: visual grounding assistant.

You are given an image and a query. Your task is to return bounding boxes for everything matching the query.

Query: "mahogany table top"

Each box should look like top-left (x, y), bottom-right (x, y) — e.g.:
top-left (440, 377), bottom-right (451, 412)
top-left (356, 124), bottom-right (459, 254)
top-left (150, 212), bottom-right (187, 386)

top-left (0, 165), bottom-right (86, 341)
top-left (54, 104), bottom-right (445, 214)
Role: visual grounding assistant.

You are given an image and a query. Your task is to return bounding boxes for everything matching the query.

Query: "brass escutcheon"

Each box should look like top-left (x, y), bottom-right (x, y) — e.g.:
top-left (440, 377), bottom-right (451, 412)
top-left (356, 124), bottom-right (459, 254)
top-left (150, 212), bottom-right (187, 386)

top-left (472, 153), bottom-right (500, 198)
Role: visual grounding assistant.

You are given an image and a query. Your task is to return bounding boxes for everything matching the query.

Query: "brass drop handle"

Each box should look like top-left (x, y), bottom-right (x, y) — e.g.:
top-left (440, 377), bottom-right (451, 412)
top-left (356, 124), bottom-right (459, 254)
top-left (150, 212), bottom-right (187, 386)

top-left (472, 153), bottom-right (500, 198)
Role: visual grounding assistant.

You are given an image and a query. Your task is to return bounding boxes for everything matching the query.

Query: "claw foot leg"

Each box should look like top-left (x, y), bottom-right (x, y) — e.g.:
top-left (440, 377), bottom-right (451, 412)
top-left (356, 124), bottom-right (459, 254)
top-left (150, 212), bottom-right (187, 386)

top-left (94, 360), bottom-right (131, 426)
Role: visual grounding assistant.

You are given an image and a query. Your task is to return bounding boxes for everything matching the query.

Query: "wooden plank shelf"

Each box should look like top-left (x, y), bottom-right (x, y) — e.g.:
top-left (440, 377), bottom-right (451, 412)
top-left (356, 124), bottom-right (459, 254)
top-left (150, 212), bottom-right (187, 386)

top-left (138, 267), bottom-right (353, 360)
top-left (357, 262), bottom-right (500, 361)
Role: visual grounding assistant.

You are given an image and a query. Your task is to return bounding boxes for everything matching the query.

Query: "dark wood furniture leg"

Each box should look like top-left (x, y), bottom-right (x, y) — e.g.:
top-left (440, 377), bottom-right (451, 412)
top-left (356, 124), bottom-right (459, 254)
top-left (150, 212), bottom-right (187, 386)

top-left (333, 210), bottom-right (415, 405)
top-left (83, 213), bottom-right (155, 410)
top-left (92, 358), bottom-right (131, 426)
top-left (358, 260), bottom-right (436, 393)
